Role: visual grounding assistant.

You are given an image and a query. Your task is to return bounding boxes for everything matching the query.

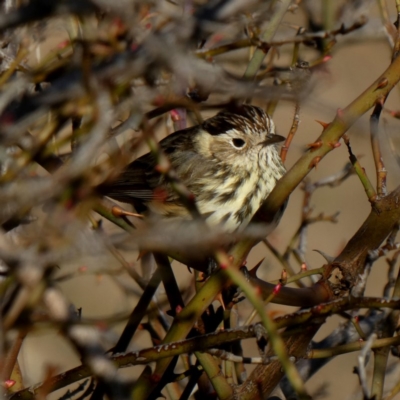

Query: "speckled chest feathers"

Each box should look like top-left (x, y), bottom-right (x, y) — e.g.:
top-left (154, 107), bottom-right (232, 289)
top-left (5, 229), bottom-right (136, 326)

top-left (104, 105), bottom-right (286, 232)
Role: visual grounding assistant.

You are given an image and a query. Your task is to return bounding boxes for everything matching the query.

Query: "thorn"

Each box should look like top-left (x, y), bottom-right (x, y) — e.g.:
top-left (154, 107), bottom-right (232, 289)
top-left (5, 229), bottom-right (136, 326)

top-left (329, 141), bottom-right (341, 149)
top-left (308, 140), bottom-right (323, 151)
top-left (301, 263), bottom-right (307, 272)
top-left (315, 120), bottom-right (329, 129)
top-left (248, 258), bottom-right (265, 277)
top-left (336, 108), bottom-right (344, 120)
top-left (170, 109), bottom-right (181, 122)
top-left (215, 293), bottom-right (226, 309)
top-left (78, 265), bottom-right (88, 272)
top-left (280, 269), bottom-right (287, 284)
top-left (273, 283), bottom-right (282, 296)
top-left (388, 109), bottom-right (400, 119)
top-left (57, 40), bottom-right (69, 49)
top-left (175, 305), bottom-right (183, 314)
top-left (313, 249), bottom-right (335, 263)
top-left (4, 380), bottom-right (15, 389)
top-left (196, 272), bottom-right (207, 282)
top-left (375, 77), bottom-right (388, 90)
top-left (322, 55), bottom-right (332, 63)
top-left (309, 156), bottom-right (321, 169)
top-left (155, 163), bottom-right (169, 174)
top-left (111, 206), bottom-right (143, 218)
top-left (313, 305), bottom-right (323, 314)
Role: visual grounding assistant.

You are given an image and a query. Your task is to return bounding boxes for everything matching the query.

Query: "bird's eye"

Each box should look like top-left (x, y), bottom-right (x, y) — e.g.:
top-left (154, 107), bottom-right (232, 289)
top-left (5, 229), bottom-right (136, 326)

top-left (231, 138), bottom-right (246, 149)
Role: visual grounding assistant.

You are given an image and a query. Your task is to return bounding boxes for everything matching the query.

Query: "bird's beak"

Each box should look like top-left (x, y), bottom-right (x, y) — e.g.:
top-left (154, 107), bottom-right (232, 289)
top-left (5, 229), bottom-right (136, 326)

top-left (259, 134), bottom-right (286, 147)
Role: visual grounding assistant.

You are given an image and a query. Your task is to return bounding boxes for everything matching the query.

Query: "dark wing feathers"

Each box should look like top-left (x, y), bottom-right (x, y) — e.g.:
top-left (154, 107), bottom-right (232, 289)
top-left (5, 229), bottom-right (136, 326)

top-left (103, 156), bottom-right (157, 203)
top-left (101, 125), bottom-right (202, 208)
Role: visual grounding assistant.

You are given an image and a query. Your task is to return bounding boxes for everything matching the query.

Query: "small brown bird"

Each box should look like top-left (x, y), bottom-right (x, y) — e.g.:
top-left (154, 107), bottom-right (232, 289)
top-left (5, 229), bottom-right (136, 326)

top-left (102, 105), bottom-right (286, 232)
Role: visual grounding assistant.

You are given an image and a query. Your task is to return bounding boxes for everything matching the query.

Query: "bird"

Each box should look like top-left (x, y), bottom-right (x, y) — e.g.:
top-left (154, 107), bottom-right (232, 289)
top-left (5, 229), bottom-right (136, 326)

top-left (101, 104), bottom-right (286, 232)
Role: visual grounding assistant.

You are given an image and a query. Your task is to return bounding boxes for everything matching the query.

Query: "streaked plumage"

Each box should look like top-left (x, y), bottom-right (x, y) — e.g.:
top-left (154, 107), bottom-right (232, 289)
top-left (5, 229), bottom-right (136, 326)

top-left (102, 105), bottom-right (286, 232)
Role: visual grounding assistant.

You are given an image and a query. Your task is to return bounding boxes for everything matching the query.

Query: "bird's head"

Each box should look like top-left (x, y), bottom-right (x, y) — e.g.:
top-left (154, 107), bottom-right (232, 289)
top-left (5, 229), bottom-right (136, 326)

top-left (195, 105), bottom-right (285, 168)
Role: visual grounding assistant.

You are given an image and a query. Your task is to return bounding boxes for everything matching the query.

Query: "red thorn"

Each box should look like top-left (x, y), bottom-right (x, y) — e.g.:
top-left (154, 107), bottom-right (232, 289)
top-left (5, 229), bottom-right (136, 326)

top-left (254, 285), bottom-right (262, 296)
top-left (375, 77), bottom-right (388, 90)
top-left (329, 142), bottom-right (341, 148)
top-left (112, 206), bottom-right (142, 218)
top-left (248, 258), bottom-right (265, 277)
top-left (389, 110), bottom-right (400, 119)
top-left (308, 141), bottom-right (323, 151)
top-left (170, 109), bottom-right (181, 122)
top-left (57, 40), bottom-right (69, 49)
top-left (175, 305), bottom-right (183, 314)
top-left (313, 305), bottom-right (323, 314)
top-left (78, 266), bottom-right (88, 272)
top-left (196, 272), bottom-right (207, 282)
top-left (219, 263), bottom-right (228, 270)
top-left (354, 315), bottom-right (359, 323)
top-left (155, 164), bottom-right (169, 174)
top-left (301, 263), bottom-right (307, 272)
top-left (309, 156), bottom-right (321, 169)
top-left (322, 55), bottom-right (332, 63)
top-left (111, 206), bottom-right (124, 217)
top-left (337, 108), bottom-right (344, 119)
top-left (4, 380), bottom-right (15, 389)
top-left (273, 283), bottom-right (282, 296)
top-left (315, 120), bottom-right (329, 129)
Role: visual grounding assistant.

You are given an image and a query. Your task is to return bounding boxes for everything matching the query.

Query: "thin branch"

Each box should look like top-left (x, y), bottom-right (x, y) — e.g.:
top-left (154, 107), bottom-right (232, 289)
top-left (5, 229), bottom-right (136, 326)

top-left (343, 134), bottom-right (377, 203)
top-left (370, 99), bottom-right (388, 197)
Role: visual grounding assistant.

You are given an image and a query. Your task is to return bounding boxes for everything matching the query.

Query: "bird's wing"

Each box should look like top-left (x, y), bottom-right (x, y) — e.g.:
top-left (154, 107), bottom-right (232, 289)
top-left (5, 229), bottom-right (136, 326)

top-left (102, 126), bottom-right (204, 208)
top-left (103, 155), bottom-right (158, 204)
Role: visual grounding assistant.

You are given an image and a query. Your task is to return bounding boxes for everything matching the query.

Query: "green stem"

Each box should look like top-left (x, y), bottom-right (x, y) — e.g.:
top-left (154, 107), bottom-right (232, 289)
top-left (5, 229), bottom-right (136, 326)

top-left (218, 253), bottom-right (309, 399)
top-left (243, 0), bottom-right (292, 80)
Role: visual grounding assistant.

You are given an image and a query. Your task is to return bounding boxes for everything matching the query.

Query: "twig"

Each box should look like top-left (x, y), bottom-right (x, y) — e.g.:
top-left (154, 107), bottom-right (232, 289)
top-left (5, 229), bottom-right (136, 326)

top-left (370, 99), bottom-right (387, 198)
top-left (243, 0), bottom-right (292, 80)
top-left (281, 102), bottom-right (300, 163)
top-left (343, 134), bottom-right (377, 204)
top-left (356, 333), bottom-right (377, 400)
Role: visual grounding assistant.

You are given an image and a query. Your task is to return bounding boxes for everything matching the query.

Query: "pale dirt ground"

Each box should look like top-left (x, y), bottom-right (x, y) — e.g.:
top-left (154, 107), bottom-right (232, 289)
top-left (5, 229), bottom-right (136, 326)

top-left (14, 2), bottom-right (400, 399)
